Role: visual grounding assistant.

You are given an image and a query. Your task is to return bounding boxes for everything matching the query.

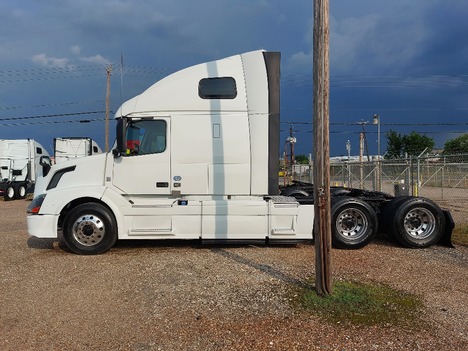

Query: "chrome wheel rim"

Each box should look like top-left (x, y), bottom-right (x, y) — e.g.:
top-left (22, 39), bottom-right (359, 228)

top-left (404, 207), bottom-right (436, 240)
top-left (72, 214), bottom-right (106, 246)
top-left (336, 208), bottom-right (369, 241)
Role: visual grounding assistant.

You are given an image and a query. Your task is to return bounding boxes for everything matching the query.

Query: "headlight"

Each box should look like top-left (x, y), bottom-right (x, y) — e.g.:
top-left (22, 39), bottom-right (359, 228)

top-left (27, 194), bottom-right (46, 214)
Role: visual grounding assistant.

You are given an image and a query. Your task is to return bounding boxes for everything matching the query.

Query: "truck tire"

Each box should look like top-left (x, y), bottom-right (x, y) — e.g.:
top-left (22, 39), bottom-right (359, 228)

top-left (385, 197), bottom-right (445, 248)
top-left (331, 198), bottom-right (378, 249)
top-left (4, 185), bottom-right (15, 201)
top-left (16, 184), bottom-right (27, 199)
top-left (382, 196), bottom-right (413, 237)
top-left (62, 203), bottom-right (117, 255)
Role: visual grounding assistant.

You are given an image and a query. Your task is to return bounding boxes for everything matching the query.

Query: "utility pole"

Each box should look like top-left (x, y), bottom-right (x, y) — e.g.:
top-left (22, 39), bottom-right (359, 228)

top-left (358, 120), bottom-right (370, 161)
top-left (286, 124), bottom-right (297, 181)
top-left (359, 132), bottom-right (364, 188)
top-left (373, 114), bottom-right (381, 191)
top-left (346, 140), bottom-right (351, 187)
top-left (313, 0), bottom-right (332, 296)
top-left (105, 64), bottom-right (112, 152)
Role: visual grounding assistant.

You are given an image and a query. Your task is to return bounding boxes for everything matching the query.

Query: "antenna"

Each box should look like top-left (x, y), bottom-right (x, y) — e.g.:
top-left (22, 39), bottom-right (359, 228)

top-left (120, 52), bottom-right (124, 105)
top-left (105, 65), bottom-right (112, 152)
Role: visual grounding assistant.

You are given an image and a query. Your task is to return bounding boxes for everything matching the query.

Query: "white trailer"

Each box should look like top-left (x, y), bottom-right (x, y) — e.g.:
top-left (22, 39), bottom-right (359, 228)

top-left (0, 139), bottom-right (51, 200)
top-left (27, 51), bottom-right (453, 254)
top-left (54, 137), bottom-right (102, 164)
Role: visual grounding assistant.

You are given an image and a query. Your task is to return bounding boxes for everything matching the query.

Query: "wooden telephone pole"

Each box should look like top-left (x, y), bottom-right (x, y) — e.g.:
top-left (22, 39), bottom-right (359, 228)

top-left (313, 0), bottom-right (332, 295)
top-left (105, 64), bottom-right (112, 152)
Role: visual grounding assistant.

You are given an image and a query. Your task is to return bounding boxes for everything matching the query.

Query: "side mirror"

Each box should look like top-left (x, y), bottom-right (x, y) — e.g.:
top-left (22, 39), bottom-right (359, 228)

top-left (39, 156), bottom-right (52, 177)
top-left (115, 118), bottom-right (126, 154)
top-left (112, 148), bottom-right (121, 158)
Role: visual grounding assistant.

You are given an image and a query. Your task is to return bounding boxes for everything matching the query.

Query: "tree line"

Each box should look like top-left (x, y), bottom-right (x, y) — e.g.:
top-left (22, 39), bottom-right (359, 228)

top-left (385, 130), bottom-right (468, 159)
top-left (293, 132), bottom-right (468, 164)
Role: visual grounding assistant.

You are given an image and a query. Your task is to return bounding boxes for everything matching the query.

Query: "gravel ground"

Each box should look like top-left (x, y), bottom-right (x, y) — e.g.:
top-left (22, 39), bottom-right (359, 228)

top-left (1, 200), bottom-right (467, 351)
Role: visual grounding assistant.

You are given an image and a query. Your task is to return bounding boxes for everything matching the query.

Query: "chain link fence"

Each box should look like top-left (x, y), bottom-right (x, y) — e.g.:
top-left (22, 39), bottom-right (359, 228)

top-left (286, 154), bottom-right (468, 224)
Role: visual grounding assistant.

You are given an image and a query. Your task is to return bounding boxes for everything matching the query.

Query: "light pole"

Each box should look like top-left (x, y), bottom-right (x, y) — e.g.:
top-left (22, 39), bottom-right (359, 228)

top-left (373, 114), bottom-right (381, 161)
top-left (346, 140), bottom-right (351, 187)
top-left (373, 114), bottom-right (381, 191)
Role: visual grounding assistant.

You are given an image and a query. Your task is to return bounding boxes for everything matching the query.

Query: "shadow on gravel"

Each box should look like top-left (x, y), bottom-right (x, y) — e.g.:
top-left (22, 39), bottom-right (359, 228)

top-left (27, 237), bottom-right (57, 250)
top-left (209, 247), bottom-right (313, 290)
top-left (27, 233), bottom-right (417, 256)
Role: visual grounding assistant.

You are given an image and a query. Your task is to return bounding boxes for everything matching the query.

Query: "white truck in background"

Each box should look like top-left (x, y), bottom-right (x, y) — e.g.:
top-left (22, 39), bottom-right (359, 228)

top-left (0, 139), bottom-right (51, 200)
top-left (27, 50), bottom-right (454, 254)
top-left (54, 137), bottom-right (102, 164)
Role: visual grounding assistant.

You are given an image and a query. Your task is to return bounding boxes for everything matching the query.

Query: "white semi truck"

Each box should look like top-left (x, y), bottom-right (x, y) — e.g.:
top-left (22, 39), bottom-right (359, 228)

top-left (27, 50), bottom-right (454, 254)
top-left (54, 137), bottom-right (102, 164)
top-left (0, 139), bottom-right (51, 200)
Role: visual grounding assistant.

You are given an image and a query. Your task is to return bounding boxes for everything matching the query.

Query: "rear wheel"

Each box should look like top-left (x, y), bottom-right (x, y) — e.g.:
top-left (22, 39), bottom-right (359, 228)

top-left (384, 197), bottom-right (445, 248)
top-left (62, 203), bottom-right (117, 255)
top-left (16, 184), bottom-right (27, 199)
top-left (331, 198), bottom-right (378, 249)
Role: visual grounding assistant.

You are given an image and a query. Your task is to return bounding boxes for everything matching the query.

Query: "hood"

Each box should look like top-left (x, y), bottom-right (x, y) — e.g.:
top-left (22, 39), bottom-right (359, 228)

top-left (34, 153), bottom-right (108, 196)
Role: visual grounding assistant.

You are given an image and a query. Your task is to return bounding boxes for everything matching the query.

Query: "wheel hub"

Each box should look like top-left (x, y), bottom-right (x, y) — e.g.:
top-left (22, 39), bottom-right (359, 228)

top-left (72, 215), bottom-right (105, 246)
top-left (82, 224), bottom-right (95, 236)
top-left (337, 208), bottom-right (368, 239)
top-left (404, 207), bottom-right (436, 239)
top-left (342, 217), bottom-right (356, 230)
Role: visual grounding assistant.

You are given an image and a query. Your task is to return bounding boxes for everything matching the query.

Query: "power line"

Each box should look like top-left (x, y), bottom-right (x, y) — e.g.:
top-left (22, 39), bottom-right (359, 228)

top-left (0, 117), bottom-right (107, 127)
top-left (281, 121), bottom-right (468, 126)
top-left (0, 111), bottom-right (107, 121)
top-left (0, 65), bottom-right (176, 84)
top-left (280, 73), bottom-right (468, 88)
top-left (0, 100), bottom-right (105, 111)
top-left (281, 130), bottom-right (466, 135)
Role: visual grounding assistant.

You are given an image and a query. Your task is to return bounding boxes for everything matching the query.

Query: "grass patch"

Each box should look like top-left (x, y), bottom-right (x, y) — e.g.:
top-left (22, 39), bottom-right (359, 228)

top-left (293, 279), bottom-right (424, 327)
top-left (452, 224), bottom-right (468, 246)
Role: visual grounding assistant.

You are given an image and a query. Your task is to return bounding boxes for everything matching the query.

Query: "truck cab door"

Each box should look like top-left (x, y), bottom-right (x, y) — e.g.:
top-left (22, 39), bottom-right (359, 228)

top-left (112, 118), bottom-right (171, 195)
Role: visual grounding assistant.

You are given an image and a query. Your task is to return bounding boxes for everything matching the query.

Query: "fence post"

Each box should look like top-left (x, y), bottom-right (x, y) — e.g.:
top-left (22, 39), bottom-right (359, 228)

top-left (415, 157), bottom-right (420, 196)
top-left (442, 156), bottom-right (445, 199)
top-left (375, 156), bottom-right (382, 192)
top-left (406, 156), bottom-right (412, 195)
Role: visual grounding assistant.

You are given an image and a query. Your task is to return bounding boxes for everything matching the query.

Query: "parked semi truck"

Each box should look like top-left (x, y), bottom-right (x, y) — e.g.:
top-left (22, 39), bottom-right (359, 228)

top-left (27, 50), bottom-right (454, 254)
top-left (1, 139), bottom-right (51, 200)
top-left (54, 137), bottom-right (102, 164)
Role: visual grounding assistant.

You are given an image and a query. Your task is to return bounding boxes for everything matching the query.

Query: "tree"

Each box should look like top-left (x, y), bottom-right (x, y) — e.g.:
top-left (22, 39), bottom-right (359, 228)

top-left (443, 134), bottom-right (468, 155)
top-left (385, 130), bottom-right (435, 158)
top-left (385, 130), bottom-right (404, 159)
top-left (295, 154), bottom-right (310, 164)
top-left (402, 131), bottom-right (435, 157)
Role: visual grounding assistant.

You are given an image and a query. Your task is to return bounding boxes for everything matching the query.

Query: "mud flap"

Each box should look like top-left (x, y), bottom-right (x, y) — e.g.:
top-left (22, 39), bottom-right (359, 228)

top-left (439, 210), bottom-right (455, 247)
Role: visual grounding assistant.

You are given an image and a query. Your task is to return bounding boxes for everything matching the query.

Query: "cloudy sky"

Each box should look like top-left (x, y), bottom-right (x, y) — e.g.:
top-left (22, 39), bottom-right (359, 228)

top-left (1, 0), bottom-right (467, 157)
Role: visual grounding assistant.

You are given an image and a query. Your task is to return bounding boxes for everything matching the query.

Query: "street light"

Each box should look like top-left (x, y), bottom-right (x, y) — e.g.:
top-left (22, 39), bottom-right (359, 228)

top-left (373, 114), bottom-right (381, 191)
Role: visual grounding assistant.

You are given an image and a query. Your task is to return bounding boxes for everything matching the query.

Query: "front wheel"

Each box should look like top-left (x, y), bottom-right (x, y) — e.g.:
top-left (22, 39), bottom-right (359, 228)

top-left (62, 203), bottom-right (117, 255)
top-left (331, 198), bottom-right (378, 249)
top-left (4, 185), bottom-right (15, 201)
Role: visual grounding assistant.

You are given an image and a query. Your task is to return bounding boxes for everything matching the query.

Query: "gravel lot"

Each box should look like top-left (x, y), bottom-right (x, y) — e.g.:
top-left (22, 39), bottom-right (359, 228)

top-left (1, 199), bottom-right (467, 351)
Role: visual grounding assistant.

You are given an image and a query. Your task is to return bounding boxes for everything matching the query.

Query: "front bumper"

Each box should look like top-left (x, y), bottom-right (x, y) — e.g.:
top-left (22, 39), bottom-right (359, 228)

top-left (27, 214), bottom-right (59, 239)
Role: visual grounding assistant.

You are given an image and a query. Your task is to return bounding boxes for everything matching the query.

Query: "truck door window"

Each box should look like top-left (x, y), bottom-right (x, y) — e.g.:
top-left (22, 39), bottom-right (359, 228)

top-left (126, 120), bottom-right (166, 156)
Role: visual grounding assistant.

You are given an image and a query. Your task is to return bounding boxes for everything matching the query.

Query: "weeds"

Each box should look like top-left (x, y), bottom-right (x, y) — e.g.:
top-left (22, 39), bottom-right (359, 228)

top-left (452, 224), bottom-right (468, 246)
top-left (292, 279), bottom-right (424, 327)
